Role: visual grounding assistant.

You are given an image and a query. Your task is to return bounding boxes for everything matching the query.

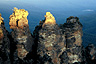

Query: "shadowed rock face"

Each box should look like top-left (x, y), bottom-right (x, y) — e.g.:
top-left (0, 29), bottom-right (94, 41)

top-left (9, 8), bottom-right (34, 64)
top-left (85, 44), bottom-right (96, 64)
top-left (0, 14), bottom-right (10, 64)
top-left (61, 16), bottom-right (83, 47)
top-left (59, 16), bottom-right (84, 64)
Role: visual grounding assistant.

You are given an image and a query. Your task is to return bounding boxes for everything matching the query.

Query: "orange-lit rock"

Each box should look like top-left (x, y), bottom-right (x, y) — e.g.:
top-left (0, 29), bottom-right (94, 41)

top-left (0, 13), bottom-right (4, 25)
top-left (9, 8), bottom-right (34, 62)
top-left (43, 12), bottom-right (56, 25)
top-left (0, 14), bottom-right (4, 39)
top-left (0, 28), bottom-right (3, 39)
top-left (9, 7), bottom-right (29, 29)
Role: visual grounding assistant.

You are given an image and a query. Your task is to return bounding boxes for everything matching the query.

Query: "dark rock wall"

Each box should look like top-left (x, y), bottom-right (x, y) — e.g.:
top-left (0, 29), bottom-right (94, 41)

top-left (0, 20), bottom-right (10, 64)
top-left (37, 24), bottom-right (66, 64)
top-left (11, 27), bottom-right (34, 64)
top-left (60, 16), bottom-right (84, 64)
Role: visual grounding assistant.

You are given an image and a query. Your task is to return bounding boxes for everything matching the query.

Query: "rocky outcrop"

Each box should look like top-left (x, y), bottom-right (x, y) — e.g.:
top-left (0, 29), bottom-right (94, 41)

top-left (34, 12), bottom-right (66, 64)
top-left (9, 8), bottom-right (34, 64)
top-left (59, 16), bottom-right (84, 64)
top-left (9, 7), bottom-right (28, 29)
top-left (33, 13), bottom-right (96, 64)
top-left (60, 16), bottom-right (83, 47)
top-left (0, 13), bottom-right (10, 64)
top-left (0, 8), bottom-right (96, 64)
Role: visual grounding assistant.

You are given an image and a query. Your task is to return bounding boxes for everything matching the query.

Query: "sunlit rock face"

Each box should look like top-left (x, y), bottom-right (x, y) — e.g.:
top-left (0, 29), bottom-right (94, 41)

top-left (43, 12), bottom-right (56, 25)
top-left (0, 13), bottom-right (4, 49)
top-left (0, 14), bottom-right (4, 40)
top-left (60, 16), bottom-right (84, 64)
top-left (35, 12), bottom-right (66, 64)
top-left (0, 13), bottom-right (10, 64)
top-left (0, 13), bottom-right (4, 25)
top-left (9, 7), bottom-right (28, 29)
top-left (9, 8), bottom-right (34, 63)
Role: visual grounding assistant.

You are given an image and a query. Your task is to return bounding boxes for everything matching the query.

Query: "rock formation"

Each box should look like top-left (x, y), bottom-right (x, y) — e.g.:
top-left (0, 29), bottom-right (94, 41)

top-left (9, 7), bottom-right (28, 29)
top-left (34, 12), bottom-right (66, 64)
top-left (30, 13), bottom-right (96, 64)
top-left (9, 8), bottom-right (34, 64)
top-left (60, 16), bottom-right (84, 64)
top-left (0, 13), bottom-right (10, 64)
top-left (0, 8), bottom-right (96, 64)
top-left (43, 12), bottom-right (56, 25)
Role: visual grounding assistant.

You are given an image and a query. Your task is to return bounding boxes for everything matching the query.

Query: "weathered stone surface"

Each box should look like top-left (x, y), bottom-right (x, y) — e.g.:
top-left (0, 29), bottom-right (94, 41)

top-left (9, 8), bottom-right (34, 64)
top-left (33, 15), bottom-right (96, 64)
top-left (11, 27), bottom-right (35, 64)
top-left (59, 16), bottom-right (84, 64)
top-left (34, 12), bottom-right (66, 64)
top-left (65, 16), bottom-right (83, 47)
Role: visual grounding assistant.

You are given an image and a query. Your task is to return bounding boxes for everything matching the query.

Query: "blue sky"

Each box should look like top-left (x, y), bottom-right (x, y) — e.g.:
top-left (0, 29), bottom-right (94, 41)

top-left (0, 0), bottom-right (96, 7)
top-left (0, 0), bottom-right (96, 11)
